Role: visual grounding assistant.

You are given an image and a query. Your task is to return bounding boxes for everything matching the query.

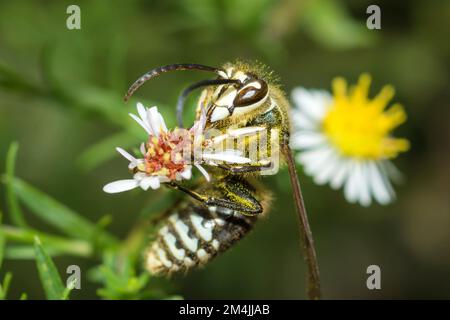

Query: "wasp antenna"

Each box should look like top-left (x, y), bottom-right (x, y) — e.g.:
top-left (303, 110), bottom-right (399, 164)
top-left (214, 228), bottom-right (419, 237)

top-left (124, 63), bottom-right (219, 102)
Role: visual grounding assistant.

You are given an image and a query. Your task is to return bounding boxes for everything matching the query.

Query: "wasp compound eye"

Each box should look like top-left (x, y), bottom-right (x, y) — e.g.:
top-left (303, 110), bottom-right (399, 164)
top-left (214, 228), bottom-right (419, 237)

top-left (233, 80), bottom-right (268, 108)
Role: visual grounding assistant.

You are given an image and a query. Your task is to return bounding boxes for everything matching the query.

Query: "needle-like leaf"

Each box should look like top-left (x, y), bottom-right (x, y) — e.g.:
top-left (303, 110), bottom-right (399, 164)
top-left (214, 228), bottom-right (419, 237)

top-left (8, 178), bottom-right (118, 249)
top-left (34, 236), bottom-right (66, 300)
top-left (5, 142), bottom-right (27, 228)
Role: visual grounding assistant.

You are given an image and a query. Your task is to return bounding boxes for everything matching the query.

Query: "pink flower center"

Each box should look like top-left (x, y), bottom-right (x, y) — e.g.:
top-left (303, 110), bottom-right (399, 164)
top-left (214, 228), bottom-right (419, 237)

top-left (144, 129), bottom-right (192, 180)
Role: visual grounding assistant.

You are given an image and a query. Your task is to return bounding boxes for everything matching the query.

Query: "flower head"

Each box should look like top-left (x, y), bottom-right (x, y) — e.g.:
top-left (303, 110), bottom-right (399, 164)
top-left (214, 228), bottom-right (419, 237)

top-left (103, 103), bottom-right (250, 194)
top-left (291, 74), bottom-right (409, 206)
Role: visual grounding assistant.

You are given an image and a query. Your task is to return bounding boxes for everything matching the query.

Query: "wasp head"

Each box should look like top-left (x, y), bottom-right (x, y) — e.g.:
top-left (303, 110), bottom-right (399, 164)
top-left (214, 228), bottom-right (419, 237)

top-left (205, 65), bottom-right (270, 123)
top-left (124, 62), bottom-right (275, 128)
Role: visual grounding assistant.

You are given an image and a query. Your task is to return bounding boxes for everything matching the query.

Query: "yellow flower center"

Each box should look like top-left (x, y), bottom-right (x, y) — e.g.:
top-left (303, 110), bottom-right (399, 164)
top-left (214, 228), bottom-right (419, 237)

top-left (322, 74), bottom-right (410, 160)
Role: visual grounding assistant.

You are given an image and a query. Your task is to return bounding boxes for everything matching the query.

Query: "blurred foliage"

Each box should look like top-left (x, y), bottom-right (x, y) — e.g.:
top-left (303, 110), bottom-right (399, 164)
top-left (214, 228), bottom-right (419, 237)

top-left (1, 141), bottom-right (163, 299)
top-left (0, 0), bottom-right (449, 299)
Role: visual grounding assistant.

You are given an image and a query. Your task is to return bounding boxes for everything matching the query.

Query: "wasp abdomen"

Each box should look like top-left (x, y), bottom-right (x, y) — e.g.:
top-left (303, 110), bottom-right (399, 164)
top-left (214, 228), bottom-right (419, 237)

top-left (145, 204), bottom-right (255, 275)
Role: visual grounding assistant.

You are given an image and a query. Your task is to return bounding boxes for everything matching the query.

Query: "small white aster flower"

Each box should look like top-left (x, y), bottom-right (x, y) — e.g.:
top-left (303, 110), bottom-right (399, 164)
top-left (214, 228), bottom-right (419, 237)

top-left (103, 103), bottom-right (250, 194)
top-left (290, 74), bottom-right (410, 206)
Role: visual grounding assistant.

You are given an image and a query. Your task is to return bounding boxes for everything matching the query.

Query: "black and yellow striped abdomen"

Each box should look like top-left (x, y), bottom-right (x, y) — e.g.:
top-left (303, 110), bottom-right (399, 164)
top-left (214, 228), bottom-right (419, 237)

top-left (145, 176), bottom-right (271, 275)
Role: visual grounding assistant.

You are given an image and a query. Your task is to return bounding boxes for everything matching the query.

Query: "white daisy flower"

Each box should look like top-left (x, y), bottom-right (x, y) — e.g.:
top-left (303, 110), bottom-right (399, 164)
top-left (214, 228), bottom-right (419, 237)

top-left (103, 103), bottom-right (250, 194)
top-left (290, 74), bottom-right (410, 206)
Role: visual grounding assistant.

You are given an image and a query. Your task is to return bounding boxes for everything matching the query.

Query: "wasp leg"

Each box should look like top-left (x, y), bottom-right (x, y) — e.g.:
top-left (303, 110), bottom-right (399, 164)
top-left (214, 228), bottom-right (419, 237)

top-left (166, 180), bottom-right (262, 216)
top-left (217, 161), bottom-right (273, 174)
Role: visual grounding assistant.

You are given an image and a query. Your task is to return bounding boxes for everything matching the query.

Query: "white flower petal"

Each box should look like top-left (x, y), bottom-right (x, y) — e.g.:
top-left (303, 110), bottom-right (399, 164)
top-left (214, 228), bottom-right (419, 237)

top-left (379, 162), bottom-right (396, 199)
top-left (190, 107), bottom-right (207, 136)
top-left (158, 113), bottom-right (168, 132)
top-left (195, 164), bottom-right (210, 182)
top-left (198, 108), bottom-right (207, 135)
top-left (129, 159), bottom-right (144, 170)
top-left (137, 102), bottom-right (149, 125)
top-left (116, 147), bottom-right (136, 162)
top-left (383, 160), bottom-right (404, 184)
top-left (140, 176), bottom-right (160, 190)
top-left (291, 87), bottom-right (332, 121)
top-left (314, 150), bottom-right (341, 185)
top-left (140, 143), bottom-right (146, 156)
top-left (357, 162), bottom-right (372, 207)
top-left (103, 179), bottom-right (139, 193)
top-left (307, 148), bottom-right (335, 176)
top-left (344, 161), bottom-right (361, 203)
top-left (129, 113), bottom-right (151, 134)
top-left (290, 109), bottom-right (318, 130)
top-left (290, 131), bottom-right (326, 150)
top-left (296, 146), bottom-right (332, 175)
top-left (149, 177), bottom-right (162, 189)
top-left (330, 158), bottom-right (351, 190)
top-left (367, 162), bottom-right (388, 204)
top-left (147, 106), bottom-right (164, 136)
top-left (190, 121), bottom-right (201, 135)
top-left (133, 172), bottom-right (146, 180)
top-left (159, 176), bottom-right (171, 183)
top-left (344, 161), bottom-right (372, 206)
top-left (180, 167), bottom-right (192, 179)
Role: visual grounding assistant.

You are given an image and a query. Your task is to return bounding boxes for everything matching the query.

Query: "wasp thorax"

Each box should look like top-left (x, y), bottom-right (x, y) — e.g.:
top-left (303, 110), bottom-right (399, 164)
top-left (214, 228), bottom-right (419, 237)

top-left (207, 67), bottom-right (269, 123)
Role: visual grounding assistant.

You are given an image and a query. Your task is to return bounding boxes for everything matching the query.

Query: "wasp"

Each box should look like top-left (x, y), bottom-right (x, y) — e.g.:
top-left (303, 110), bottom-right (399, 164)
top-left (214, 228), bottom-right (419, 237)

top-left (124, 62), bottom-right (313, 278)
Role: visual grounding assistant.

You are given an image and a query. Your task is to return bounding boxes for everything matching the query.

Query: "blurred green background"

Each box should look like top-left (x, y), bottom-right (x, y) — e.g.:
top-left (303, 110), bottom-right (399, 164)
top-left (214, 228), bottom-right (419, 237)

top-left (0, 0), bottom-right (449, 299)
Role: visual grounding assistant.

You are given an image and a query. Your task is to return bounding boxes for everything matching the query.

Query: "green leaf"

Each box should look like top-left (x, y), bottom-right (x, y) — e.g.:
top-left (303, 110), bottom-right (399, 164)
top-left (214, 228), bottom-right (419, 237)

top-left (7, 178), bottom-right (118, 248)
top-left (0, 225), bottom-right (93, 258)
top-left (5, 142), bottom-right (27, 228)
top-left (5, 244), bottom-right (89, 260)
top-left (90, 251), bottom-right (154, 299)
top-left (5, 245), bottom-right (61, 260)
top-left (61, 278), bottom-right (76, 300)
top-left (34, 237), bottom-right (66, 300)
top-left (0, 272), bottom-right (13, 300)
top-left (20, 292), bottom-right (27, 300)
top-left (0, 212), bottom-right (5, 269)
